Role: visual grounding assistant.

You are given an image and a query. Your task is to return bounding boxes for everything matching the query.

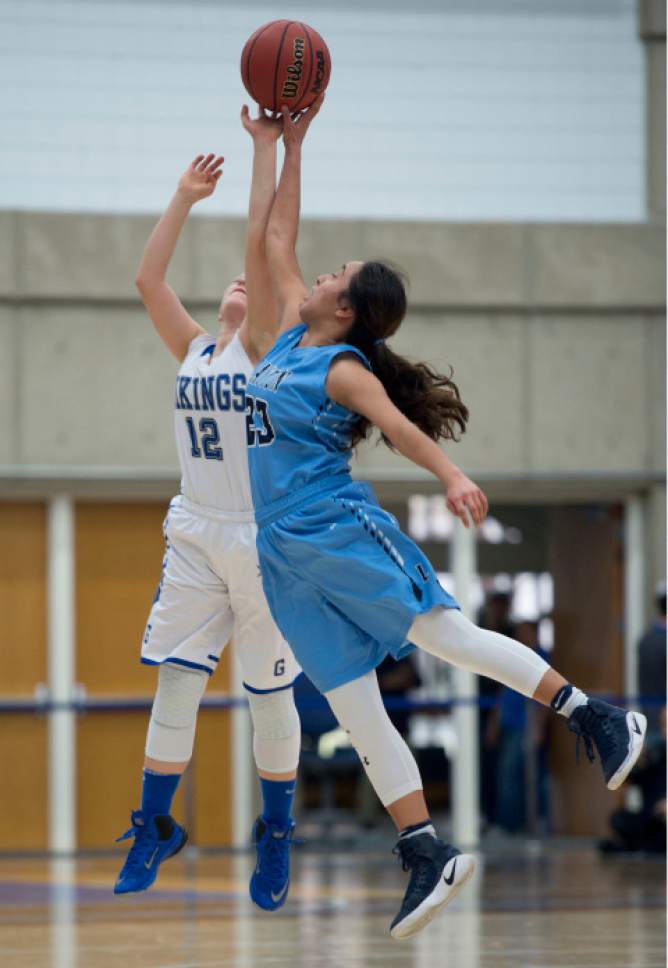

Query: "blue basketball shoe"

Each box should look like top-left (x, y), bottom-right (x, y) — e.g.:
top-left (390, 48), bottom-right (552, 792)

top-left (249, 816), bottom-right (297, 911)
top-left (390, 833), bottom-right (476, 940)
top-left (114, 810), bottom-right (187, 895)
top-left (568, 698), bottom-right (647, 790)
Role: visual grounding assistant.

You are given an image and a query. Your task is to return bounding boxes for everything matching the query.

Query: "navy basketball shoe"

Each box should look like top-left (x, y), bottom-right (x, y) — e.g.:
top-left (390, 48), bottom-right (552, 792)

top-left (249, 816), bottom-right (297, 911)
top-left (568, 699), bottom-right (647, 790)
top-left (114, 810), bottom-right (187, 895)
top-left (390, 833), bottom-right (476, 940)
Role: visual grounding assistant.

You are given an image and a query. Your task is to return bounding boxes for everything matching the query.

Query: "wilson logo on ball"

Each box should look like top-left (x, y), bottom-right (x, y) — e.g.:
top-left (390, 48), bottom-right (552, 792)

top-left (282, 37), bottom-right (305, 100)
top-left (241, 20), bottom-right (331, 113)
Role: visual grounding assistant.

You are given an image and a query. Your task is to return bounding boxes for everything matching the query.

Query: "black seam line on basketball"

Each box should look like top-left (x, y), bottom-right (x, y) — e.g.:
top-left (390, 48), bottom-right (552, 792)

top-left (291, 23), bottom-right (314, 113)
top-left (273, 21), bottom-right (293, 114)
top-left (243, 22), bottom-right (273, 106)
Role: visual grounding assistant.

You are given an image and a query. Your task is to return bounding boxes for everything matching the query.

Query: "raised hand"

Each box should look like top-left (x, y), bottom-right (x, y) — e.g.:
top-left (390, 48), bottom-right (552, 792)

top-left (177, 154), bottom-right (224, 205)
top-left (446, 473), bottom-right (489, 529)
top-left (241, 104), bottom-right (283, 143)
top-left (280, 93), bottom-right (325, 150)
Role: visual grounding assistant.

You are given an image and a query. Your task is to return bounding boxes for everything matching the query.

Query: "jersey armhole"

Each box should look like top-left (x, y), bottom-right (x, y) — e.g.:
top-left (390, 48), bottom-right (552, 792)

top-left (324, 349), bottom-right (371, 419)
top-left (327, 347), bottom-right (372, 375)
top-left (186, 332), bottom-right (216, 358)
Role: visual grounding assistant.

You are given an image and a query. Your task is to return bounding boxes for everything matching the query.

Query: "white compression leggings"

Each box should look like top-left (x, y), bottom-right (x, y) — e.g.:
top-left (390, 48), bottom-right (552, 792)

top-left (325, 607), bottom-right (551, 807)
top-left (144, 664), bottom-right (301, 774)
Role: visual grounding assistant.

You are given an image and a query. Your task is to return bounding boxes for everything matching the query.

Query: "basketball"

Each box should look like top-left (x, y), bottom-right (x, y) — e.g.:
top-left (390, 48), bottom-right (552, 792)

top-left (241, 20), bottom-right (331, 113)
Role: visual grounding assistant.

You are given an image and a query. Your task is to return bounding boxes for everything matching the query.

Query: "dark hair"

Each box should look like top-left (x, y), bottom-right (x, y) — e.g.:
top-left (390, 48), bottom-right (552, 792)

top-left (341, 261), bottom-right (469, 448)
top-left (658, 592), bottom-right (667, 618)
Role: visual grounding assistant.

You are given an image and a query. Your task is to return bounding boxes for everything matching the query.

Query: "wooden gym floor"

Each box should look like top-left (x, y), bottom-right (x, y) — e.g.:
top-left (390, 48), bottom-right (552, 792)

top-left (0, 843), bottom-right (664, 967)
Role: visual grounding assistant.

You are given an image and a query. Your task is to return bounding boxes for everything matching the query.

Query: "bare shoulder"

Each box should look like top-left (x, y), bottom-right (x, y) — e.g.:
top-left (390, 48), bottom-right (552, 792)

top-left (327, 353), bottom-right (379, 408)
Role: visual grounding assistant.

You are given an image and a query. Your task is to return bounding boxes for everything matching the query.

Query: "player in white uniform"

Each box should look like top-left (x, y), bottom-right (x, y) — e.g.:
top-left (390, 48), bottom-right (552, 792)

top-left (114, 100), bottom-right (323, 908)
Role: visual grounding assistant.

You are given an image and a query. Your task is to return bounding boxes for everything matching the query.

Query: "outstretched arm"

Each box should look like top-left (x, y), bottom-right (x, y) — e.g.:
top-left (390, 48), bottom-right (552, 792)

top-left (135, 154), bottom-right (224, 361)
top-left (265, 97), bottom-right (324, 334)
top-left (240, 106), bottom-right (283, 361)
top-left (327, 359), bottom-right (489, 528)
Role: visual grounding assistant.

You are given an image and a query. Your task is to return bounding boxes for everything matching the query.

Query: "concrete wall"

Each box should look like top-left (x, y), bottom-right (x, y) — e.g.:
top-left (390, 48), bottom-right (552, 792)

top-left (0, 212), bottom-right (664, 491)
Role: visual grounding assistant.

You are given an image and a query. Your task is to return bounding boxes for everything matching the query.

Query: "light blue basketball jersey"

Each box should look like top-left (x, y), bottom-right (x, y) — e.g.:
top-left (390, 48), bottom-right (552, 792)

top-left (246, 323), bottom-right (367, 517)
top-left (246, 323), bottom-right (459, 694)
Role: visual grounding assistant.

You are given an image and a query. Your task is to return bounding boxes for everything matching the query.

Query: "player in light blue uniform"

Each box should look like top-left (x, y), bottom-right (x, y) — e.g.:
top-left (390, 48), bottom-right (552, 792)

top-left (245, 103), bottom-right (649, 940)
top-left (248, 327), bottom-right (457, 692)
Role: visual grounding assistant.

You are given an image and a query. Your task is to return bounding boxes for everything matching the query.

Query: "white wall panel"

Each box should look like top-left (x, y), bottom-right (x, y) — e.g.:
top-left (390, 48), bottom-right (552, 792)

top-left (0, 0), bottom-right (644, 220)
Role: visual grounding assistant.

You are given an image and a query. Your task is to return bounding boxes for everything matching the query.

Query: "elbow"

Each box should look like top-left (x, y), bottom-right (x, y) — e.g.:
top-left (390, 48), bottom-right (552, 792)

top-left (134, 274), bottom-right (160, 296)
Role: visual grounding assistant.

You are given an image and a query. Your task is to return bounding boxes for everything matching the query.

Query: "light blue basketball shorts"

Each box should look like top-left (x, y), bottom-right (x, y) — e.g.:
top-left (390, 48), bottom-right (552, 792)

top-left (256, 478), bottom-right (459, 693)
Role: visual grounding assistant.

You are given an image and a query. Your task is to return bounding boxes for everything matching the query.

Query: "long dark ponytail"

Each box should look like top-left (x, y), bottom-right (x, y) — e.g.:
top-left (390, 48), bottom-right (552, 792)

top-left (341, 261), bottom-right (469, 449)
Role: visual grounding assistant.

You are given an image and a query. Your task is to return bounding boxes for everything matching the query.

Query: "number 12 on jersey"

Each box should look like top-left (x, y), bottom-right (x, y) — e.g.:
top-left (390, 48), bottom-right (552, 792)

top-left (185, 417), bottom-right (223, 461)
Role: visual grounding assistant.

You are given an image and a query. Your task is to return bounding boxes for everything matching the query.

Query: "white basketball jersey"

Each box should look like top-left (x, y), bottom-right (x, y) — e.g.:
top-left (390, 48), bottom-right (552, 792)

top-left (174, 331), bottom-right (254, 512)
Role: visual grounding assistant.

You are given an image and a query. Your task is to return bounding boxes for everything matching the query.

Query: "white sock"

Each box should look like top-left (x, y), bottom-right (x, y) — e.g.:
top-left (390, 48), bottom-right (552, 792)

top-left (400, 821), bottom-right (437, 841)
top-left (552, 684), bottom-right (588, 718)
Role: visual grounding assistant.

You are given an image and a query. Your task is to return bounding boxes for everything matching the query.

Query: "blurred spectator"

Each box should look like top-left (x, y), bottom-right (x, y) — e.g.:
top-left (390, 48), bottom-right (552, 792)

top-left (638, 589), bottom-right (667, 744)
top-left (477, 591), bottom-right (514, 826)
top-left (600, 708), bottom-right (666, 855)
top-left (491, 620), bottom-right (550, 834)
top-left (376, 653), bottom-right (421, 738)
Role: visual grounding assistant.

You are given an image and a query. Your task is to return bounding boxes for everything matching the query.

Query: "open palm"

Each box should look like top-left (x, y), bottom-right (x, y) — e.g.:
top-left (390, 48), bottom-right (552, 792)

top-left (241, 104), bottom-right (283, 143)
top-left (177, 153), bottom-right (224, 204)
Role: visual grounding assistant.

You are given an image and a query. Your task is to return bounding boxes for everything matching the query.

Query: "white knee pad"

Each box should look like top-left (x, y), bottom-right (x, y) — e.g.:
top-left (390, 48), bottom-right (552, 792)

top-left (326, 671), bottom-right (423, 807)
top-left (145, 663), bottom-right (208, 763)
top-left (246, 688), bottom-right (301, 774)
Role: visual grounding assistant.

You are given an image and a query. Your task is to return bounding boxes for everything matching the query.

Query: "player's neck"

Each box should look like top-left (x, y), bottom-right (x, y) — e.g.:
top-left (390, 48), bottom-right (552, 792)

top-left (300, 318), bottom-right (347, 347)
top-left (213, 318), bottom-right (244, 356)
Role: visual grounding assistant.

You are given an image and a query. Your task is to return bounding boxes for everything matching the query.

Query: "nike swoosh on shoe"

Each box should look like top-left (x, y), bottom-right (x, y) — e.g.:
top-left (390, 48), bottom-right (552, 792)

top-left (271, 881), bottom-right (289, 903)
top-left (443, 859), bottom-right (457, 886)
top-left (144, 847), bottom-right (159, 870)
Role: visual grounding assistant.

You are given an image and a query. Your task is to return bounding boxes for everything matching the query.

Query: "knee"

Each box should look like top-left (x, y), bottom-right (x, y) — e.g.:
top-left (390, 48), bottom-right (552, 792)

top-left (246, 688), bottom-right (300, 741)
top-left (145, 663), bottom-right (208, 762)
top-left (247, 688), bottom-right (301, 774)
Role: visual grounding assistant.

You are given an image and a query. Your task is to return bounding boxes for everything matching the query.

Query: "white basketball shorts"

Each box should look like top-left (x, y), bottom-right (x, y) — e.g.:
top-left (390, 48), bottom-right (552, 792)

top-left (141, 495), bottom-right (301, 693)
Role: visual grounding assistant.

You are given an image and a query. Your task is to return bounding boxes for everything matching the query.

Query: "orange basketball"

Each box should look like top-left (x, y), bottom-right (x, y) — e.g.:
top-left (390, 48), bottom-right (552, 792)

top-left (241, 20), bottom-right (331, 113)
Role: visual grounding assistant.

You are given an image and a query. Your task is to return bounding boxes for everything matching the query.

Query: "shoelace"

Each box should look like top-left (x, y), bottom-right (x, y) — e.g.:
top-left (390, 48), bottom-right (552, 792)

top-left (568, 706), bottom-right (616, 765)
top-left (116, 820), bottom-right (157, 872)
top-left (392, 842), bottom-right (437, 898)
top-left (254, 827), bottom-right (301, 882)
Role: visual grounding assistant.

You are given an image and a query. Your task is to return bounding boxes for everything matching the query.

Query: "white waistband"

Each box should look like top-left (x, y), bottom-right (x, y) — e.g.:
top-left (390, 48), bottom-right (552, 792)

top-left (176, 494), bottom-right (256, 523)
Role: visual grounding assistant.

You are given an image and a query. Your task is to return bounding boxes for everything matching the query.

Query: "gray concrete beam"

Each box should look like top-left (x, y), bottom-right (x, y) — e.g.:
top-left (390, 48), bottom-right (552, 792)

top-left (528, 224), bottom-right (666, 307)
top-left (5, 213), bottom-right (665, 310)
top-left (17, 213), bottom-right (195, 301)
top-left (0, 213), bottom-right (18, 297)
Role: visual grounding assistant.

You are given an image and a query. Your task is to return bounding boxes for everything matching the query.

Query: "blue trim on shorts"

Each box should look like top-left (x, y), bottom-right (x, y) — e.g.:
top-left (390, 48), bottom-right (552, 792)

top-left (141, 656), bottom-right (215, 676)
top-left (242, 673), bottom-right (302, 695)
top-left (207, 654), bottom-right (220, 663)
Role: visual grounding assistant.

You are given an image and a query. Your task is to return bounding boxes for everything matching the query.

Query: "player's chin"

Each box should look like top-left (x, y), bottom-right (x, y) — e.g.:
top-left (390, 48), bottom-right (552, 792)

top-left (223, 293), bottom-right (247, 315)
